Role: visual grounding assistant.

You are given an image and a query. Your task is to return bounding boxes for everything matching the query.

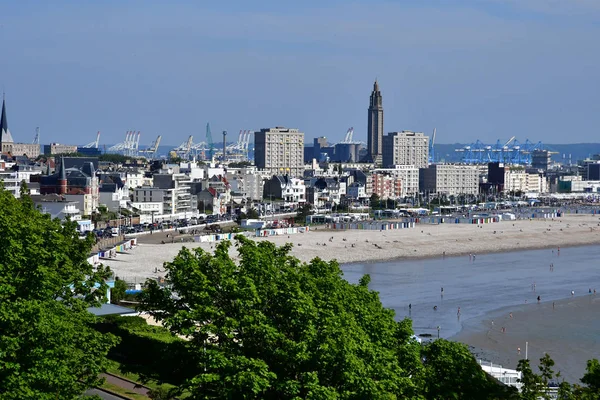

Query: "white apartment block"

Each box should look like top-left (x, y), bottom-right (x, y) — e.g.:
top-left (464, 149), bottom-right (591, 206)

top-left (254, 127), bottom-right (304, 177)
top-left (125, 170), bottom-right (146, 189)
top-left (373, 165), bottom-right (420, 197)
top-left (382, 131), bottom-right (429, 169)
top-left (0, 167), bottom-right (42, 198)
top-left (264, 175), bottom-right (306, 205)
top-left (419, 164), bottom-right (479, 196)
top-left (504, 170), bottom-right (548, 194)
top-left (131, 201), bottom-right (164, 216)
top-left (225, 166), bottom-right (265, 201)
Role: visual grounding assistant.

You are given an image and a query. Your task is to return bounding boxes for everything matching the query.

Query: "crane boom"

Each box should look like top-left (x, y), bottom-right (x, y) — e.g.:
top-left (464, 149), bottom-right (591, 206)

top-left (32, 127), bottom-right (40, 144)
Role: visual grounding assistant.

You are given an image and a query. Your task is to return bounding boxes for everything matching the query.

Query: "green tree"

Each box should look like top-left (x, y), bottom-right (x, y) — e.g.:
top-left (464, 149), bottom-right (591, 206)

top-left (0, 187), bottom-right (118, 399)
top-left (517, 359), bottom-right (543, 400)
top-left (421, 339), bottom-right (516, 400)
top-left (111, 278), bottom-right (128, 304)
top-left (370, 193), bottom-right (381, 210)
top-left (581, 359), bottom-right (600, 394)
top-left (98, 153), bottom-right (138, 164)
top-left (246, 207), bottom-right (259, 220)
top-left (539, 353), bottom-right (556, 400)
top-left (294, 203), bottom-right (313, 224)
top-left (139, 237), bottom-right (421, 399)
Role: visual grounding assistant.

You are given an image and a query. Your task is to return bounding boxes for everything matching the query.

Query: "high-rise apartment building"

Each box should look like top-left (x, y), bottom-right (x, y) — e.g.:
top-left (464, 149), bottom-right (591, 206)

top-left (366, 80), bottom-right (383, 164)
top-left (382, 131), bottom-right (429, 169)
top-left (254, 127), bottom-right (304, 177)
top-left (419, 164), bottom-right (479, 196)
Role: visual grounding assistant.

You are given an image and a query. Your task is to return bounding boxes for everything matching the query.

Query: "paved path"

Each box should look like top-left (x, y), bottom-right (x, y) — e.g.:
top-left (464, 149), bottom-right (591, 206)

top-left (99, 372), bottom-right (151, 396)
top-left (84, 388), bottom-right (128, 399)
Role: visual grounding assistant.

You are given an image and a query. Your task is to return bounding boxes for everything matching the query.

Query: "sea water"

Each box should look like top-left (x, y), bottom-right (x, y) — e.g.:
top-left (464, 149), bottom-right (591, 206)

top-left (343, 245), bottom-right (600, 339)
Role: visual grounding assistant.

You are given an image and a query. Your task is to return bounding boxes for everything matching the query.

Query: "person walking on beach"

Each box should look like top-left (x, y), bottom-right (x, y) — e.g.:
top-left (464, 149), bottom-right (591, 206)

top-left (457, 307), bottom-right (461, 316)
top-left (571, 290), bottom-right (575, 297)
top-left (537, 295), bottom-right (541, 303)
top-left (509, 312), bottom-right (513, 319)
top-left (441, 287), bottom-right (444, 296)
top-left (518, 347), bottom-right (521, 355)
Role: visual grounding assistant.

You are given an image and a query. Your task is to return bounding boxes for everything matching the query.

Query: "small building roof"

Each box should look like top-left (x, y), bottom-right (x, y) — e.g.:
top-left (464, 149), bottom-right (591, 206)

top-left (87, 303), bottom-right (138, 317)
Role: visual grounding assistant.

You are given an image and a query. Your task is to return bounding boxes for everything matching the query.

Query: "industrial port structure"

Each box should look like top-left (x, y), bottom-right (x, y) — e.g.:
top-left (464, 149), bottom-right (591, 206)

top-left (454, 137), bottom-right (546, 165)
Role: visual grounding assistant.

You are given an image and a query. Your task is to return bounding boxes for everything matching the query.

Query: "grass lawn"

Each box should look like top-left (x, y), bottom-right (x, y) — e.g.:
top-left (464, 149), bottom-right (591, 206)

top-left (105, 360), bottom-right (191, 398)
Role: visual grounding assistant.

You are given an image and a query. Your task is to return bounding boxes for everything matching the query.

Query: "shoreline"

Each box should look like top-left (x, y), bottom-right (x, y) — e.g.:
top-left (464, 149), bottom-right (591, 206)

top-left (339, 241), bottom-right (600, 266)
top-left (104, 214), bottom-right (600, 280)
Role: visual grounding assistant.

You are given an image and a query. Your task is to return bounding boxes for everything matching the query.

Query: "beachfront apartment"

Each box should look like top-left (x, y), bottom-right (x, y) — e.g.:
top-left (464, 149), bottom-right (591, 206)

top-left (371, 172), bottom-right (402, 200)
top-left (487, 163), bottom-right (549, 194)
top-left (382, 131), bottom-right (429, 169)
top-left (419, 164), bottom-right (479, 196)
top-left (0, 164), bottom-right (42, 198)
top-left (254, 127), bottom-right (305, 178)
top-left (263, 175), bottom-right (306, 206)
top-left (503, 169), bottom-right (548, 194)
top-left (153, 173), bottom-right (195, 215)
top-left (372, 165), bottom-right (419, 197)
top-left (225, 166), bottom-right (267, 201)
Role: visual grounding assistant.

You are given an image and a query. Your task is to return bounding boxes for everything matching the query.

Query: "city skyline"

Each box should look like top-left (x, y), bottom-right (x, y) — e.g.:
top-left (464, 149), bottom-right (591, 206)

top-left (0, 1), bottom-right (599, 147)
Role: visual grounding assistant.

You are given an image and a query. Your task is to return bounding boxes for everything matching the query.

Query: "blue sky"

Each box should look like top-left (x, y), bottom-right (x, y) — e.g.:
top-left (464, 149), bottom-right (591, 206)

top-left (0, 0), bottom-right (599, 147)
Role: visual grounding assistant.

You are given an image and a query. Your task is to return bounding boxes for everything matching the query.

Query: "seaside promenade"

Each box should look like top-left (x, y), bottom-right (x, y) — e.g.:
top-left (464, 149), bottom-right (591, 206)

top-left (102, 213), bottom-right (600, 281)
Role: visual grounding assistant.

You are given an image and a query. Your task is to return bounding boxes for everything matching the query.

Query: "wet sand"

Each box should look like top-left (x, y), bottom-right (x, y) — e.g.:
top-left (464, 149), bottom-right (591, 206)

top-left (453, 294), bottom-right (600, 383)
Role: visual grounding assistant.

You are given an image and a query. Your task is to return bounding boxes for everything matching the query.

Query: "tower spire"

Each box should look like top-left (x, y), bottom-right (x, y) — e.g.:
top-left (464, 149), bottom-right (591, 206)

top-left (0, 96), bottom-right (14, 144)
top-left (366, 80), bottom-right (384, 164)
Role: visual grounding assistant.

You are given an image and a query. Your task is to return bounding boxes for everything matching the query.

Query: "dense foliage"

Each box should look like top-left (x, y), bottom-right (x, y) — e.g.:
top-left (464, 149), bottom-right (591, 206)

top-left (140, 236), bottom-right (515, 399)
top-left (0, 188), bottom-right (117, 399)
top-left (518, 356), bottom-right (600, 399)
top-left (94, 315), bottom-right (190, 386)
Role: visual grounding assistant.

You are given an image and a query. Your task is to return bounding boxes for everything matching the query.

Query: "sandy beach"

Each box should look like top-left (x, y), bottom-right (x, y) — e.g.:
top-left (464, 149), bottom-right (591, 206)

top-left (102, 213), bottom-right (600, 383)
top-left (453, 294), bottom-right (600, 383)
top-left (103, 213), bottom-right (600, 281)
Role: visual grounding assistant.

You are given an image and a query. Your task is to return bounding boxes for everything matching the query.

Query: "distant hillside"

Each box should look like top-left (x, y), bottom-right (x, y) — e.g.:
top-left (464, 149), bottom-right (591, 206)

top-left (434, 143), bottom-right (600, 164)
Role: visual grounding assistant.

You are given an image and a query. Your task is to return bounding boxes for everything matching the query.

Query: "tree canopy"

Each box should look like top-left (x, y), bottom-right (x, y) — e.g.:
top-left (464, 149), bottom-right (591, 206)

top-left (0, 187), bottom-right (118, 399)
top-left (140, 237), bottom-right (423, 398)
top-left (139, 236), bottom-right (515, 399)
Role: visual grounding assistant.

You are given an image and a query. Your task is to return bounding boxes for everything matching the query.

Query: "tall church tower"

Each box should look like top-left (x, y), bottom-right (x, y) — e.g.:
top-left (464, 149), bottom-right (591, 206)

top-left (0, 95), bottom-right (14, 154)
top-left (367, 80), bottom-right (383, 164)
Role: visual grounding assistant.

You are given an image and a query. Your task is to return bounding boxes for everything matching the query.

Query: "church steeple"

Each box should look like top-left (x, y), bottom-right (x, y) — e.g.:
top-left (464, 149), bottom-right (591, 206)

top-left (0, 95), bottom-right (14, 144)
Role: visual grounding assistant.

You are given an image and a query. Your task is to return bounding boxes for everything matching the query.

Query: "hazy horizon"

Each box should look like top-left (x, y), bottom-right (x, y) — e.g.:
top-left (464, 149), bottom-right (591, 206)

top-left (1, 1), bottom-right (598, 147)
